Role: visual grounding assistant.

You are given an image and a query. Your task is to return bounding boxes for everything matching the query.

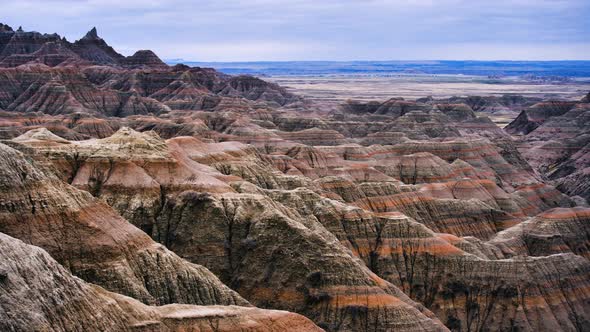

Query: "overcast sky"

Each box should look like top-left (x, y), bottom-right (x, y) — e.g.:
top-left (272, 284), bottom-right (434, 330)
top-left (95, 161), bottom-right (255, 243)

top-left (4, 0), bottom-right (590, 61)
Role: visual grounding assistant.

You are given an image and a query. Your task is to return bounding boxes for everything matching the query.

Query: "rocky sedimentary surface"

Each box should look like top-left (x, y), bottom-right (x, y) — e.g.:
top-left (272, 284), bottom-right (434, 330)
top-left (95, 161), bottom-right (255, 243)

top-left (7, 127), bottom-right (449, 331)
top-left (0, 141), bottom-right (246, 307)
top-left (505, 101), bottom-right (579, 135)
top-left (0, 232), bottom-right (322, 332)
top-left (0, 24), bottom-right (165, 68)
top-left (9, 124), bottom-right (589, 331)
top-left (508, 93), bottom-right (590, 202)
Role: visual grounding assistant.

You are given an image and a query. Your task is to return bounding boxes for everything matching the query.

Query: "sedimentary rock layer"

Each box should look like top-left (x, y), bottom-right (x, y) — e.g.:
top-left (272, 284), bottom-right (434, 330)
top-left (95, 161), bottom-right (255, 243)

top-left (0, 142), bottom-right (246, 307)
top-left (0, 231), bottom-right (322, 332)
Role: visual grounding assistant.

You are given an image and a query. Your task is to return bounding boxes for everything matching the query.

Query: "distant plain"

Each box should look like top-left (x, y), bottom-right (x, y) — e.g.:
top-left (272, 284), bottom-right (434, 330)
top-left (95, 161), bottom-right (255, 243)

top-left (266, 75), bottom-right (590, 102)
top-left (169, 60), bottom-right (590, 126)
top-left (170, 60), bottom-right (590, 102)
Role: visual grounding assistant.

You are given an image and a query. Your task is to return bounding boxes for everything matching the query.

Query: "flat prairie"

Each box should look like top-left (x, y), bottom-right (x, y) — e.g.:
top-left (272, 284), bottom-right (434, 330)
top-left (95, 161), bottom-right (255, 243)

top-left (268, 75), bottom-right (590, 102)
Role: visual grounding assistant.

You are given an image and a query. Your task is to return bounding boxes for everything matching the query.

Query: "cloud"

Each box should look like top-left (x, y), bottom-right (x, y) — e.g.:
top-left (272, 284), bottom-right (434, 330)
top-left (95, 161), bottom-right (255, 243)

top-left (153, 40), bottom-right (335, 62)
top-left (3, 0), bottom-right (589, 60)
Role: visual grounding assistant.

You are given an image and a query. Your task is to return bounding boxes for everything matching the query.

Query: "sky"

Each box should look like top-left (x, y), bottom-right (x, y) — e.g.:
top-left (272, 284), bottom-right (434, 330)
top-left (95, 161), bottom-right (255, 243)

top-left (4, 0), bottom-right (590, 61)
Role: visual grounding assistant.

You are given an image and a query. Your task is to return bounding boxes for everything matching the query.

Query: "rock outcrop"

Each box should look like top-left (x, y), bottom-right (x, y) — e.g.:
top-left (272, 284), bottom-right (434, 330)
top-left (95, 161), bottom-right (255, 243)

top-left (0, 231), bottom-right (322, 332)
top-left (10, 123), bottom-right (589, 331)
top-left (0, 25), bottom-right (166, 69)
top-left (68, 27), bottom-right (126, 65)
top-left (9, 128), bottom-right (449, 331)
top-left (0, 65), bottom-right (300, 118)
top-left (123, 49), bottom-right (167, 68)
top-left (508, 95), bottom-right (590, 202)
top-left (505, 101), bottom-right (578, 135)
top-left (0, 142), bottom-right (246, 307)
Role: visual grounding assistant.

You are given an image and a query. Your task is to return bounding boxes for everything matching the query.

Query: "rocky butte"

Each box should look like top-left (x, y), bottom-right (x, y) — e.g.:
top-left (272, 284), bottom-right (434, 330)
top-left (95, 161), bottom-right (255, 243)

top-left (1, 24), bottom-right (590, 332)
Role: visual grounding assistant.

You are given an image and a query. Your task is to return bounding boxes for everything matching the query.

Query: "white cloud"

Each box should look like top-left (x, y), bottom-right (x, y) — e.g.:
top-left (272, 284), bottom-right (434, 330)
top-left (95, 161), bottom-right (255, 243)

top-left (135, 40), bottom-right (336, 61)
top-left (3, 0), bottom-right (589, 60)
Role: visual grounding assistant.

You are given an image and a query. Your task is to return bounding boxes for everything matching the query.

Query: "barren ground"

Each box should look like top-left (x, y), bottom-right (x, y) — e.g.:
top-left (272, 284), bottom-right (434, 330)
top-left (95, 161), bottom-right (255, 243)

top-left (268, 75), bottom-right (590, 102)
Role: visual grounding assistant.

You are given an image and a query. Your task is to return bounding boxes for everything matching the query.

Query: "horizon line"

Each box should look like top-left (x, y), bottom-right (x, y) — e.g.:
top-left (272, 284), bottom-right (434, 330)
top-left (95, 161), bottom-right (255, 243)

top-left (165, 59), bottom-right (590, 63)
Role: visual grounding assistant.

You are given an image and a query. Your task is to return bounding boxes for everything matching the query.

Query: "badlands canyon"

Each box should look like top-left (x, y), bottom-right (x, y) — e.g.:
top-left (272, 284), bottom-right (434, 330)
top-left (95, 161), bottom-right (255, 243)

top-left (1, 24), bottom-right (590, 332)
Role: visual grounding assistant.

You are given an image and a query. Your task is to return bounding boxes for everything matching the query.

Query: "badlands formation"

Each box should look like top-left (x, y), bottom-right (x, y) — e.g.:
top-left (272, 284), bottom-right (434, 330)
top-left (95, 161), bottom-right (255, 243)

top-left (1, 24), bottom-right (590, 332)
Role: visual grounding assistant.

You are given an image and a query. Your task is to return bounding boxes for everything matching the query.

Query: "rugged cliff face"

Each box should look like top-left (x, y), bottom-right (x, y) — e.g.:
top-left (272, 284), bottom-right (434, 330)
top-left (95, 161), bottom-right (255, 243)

top-left (9, 123), bottom-right (589, 331)
top-left (7, 128), bottom-right (448, 331)
top-left (0, 141), bottom-right (246, 307)
top-left (508, 94), bottom-right (590, 202)
top-left (0, 25), bottom-right (164, 68)
top-left (0, 66), bottom-right (299, 118)
top-left (0, 232), bottom-right (322, 332)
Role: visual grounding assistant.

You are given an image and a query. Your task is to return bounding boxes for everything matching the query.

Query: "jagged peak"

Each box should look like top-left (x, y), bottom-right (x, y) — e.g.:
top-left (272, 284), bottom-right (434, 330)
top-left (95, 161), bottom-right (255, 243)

top-left (82, 27), bottom-right (100, 40)
top-left (0, 23), bottom-right (13, 32)
top-left (16, 26), bottom-right (23, 33)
